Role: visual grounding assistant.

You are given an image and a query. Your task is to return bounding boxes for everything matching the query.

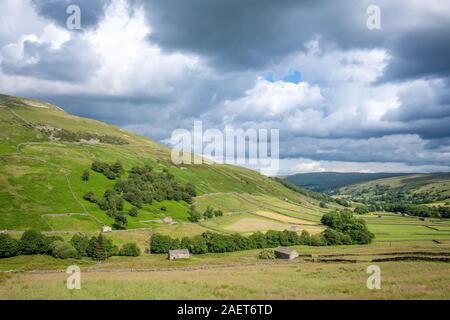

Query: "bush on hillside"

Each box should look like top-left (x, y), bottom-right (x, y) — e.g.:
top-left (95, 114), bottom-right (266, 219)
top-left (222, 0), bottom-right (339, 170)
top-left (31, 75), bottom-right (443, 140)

top-left (70, 234), bottom-right (91, 257)
top-left (19, 230), bottom-right (49, 255)
top-left (128, 207), bottom-right (139, 217)
top-left (321, 210), bottom-right (374, 244)
top-left (119, 243), bottom-right (141, 257)
top-left (180, 235), bottom-right (209, 254)
top-left (150, 234), bottom-right (180, 253)
top-left (258, 249), bottom-right (276, 259)
top-left (49, 240), bottom-right (79, 259)
top-left (0, 234), bottom-right (20, 258)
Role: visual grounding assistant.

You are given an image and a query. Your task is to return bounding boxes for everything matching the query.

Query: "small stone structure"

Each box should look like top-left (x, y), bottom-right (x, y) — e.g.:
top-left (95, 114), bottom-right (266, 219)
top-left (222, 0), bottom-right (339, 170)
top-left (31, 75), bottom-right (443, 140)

top-left (168, 249), bottom-right (190, 261)
top-left (102, 225), bottom-right (112, 233)
top-left (274, 247), bottom-right (299, 260)
top-left (163, 217), bottom-right (174, 224)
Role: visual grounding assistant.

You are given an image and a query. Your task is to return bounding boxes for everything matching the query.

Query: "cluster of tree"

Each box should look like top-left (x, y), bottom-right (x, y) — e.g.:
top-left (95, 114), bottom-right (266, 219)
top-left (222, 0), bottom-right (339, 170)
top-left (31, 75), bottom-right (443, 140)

top-left (0, 230), bottom-right (141, 260)
top-left (91, 161), bottom-right (124, 180)
top-left (354, 206), bottom-right (370, 215)
top-left (0, 230), bottom-right (79, 259)
top-left (150, 229), bottom-right (326, 255)
top-left (83, 189), bottom-right (127, 229)
top-left (346, 185), bottom-right (447, 206)
top-left (274, 177), bottom-right (349, 206)
top-left (383, 203), bottom-right (450, 218)
top-left (320, 210), bottom-right (374, 245)
top-left (83, 164), bottom-right (197, 229)
top-left (48, 128), bottom-right (129, 145)
top-left (115, 166), bottom-right (196, 208)
top-left (188, 205), bottom-right (223, 222)
top-left (70, 233), bottom-right (140, 259)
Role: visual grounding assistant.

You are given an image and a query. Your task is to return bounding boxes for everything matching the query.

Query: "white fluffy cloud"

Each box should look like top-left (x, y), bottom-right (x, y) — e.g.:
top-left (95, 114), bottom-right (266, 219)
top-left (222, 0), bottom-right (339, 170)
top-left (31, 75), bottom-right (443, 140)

top-left (0, 0), bottom-right (449, 175)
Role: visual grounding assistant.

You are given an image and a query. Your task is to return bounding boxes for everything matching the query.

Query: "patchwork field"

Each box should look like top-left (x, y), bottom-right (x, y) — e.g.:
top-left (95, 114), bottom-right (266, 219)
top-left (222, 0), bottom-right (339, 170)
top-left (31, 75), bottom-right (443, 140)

top-left (1, 241), bottom-right (449, 299)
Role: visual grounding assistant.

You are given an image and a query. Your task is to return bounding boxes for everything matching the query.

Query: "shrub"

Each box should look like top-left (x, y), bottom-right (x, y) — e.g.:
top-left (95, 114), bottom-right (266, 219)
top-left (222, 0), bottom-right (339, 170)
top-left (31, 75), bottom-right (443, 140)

top-left (310, 234), bottom-right (326, 246)
top-left (203, 206), bottom-right (214, 219)
top-left (319, 201), bottom-right (327, 208)
top-left (81, 170), bottom-right (90, 181)
top-left (70, 234), bottom-right (90, 257)
top-left (298, 230), bottom-right (312, 245)
top-left (258, 249), bottom-right (276, 259)
top-left (150, 234), bottom-right (180, 253)
top-left (160, 206), bottom-right (167, 212)
top-left (322, 228), bottom-right (353, 245)
top-left (248, 231), bottom-right (267, 248)
top-left (214, 209), bottom-right (223, 217)
top-left (49, 241), bottom-right (79, 259)
top-left (83, 192), bottom-right (98, 203)
top-left (0, 234), bottom-right (20, 258)
top-left (19, 230), bottom-right (48, 255)
top-left (180, 235), bottom-right (208, 254)
top-left (119, 243), bottom-right (141, 257)
top-left (354, 206), bottom-right (369, 214)
top-left (129, 207), bottom-right (139, 217)
top-left (188, 206), bottom-right (202, 222)
top-left (113, 214), bottom-right (127, 230)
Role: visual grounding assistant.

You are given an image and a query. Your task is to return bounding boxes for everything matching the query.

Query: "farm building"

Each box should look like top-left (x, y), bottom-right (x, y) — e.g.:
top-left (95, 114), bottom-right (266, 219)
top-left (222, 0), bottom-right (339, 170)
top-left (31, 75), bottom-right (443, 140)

top-left (168, 249), bottom-right (190, 261)
top-left (163, 217), bottom-right (174, 224)
top-left (102, 225), bottom-right (112, 233)
top-left (274, 247), bottom-right (299, 260)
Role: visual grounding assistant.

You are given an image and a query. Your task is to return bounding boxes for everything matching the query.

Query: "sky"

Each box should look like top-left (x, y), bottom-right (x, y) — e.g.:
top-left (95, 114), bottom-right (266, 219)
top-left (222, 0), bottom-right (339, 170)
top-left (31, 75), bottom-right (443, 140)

top-left (1, 0), bottom-right (450, 175)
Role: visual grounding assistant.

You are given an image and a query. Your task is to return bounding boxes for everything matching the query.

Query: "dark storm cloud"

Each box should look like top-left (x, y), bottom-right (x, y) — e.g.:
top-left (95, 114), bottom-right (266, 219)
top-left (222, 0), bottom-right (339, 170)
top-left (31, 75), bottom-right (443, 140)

top-left (381, 24), bottom-right (450, 82)
top-left (137, 0), bottom-right (379, 70)
top-left (136, 0), bottom-right (450, 81)
top-left (31, 0), bottom-right (110, 29)
top-left (2, 0), bottom-right (450, 171)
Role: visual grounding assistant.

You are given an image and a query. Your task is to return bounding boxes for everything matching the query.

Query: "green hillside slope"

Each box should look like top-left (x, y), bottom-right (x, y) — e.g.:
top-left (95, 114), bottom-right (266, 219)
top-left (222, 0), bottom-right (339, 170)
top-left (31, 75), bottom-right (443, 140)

top-left (0, 94), bottom-right (330, 232)
top-left (339, 173), bottom-right (450, 204)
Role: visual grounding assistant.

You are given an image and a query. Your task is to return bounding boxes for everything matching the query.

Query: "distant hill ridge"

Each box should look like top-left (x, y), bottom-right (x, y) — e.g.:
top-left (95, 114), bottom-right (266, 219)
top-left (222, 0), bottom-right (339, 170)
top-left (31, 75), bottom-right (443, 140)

top-left (284, 172), bottom-right (413, 192)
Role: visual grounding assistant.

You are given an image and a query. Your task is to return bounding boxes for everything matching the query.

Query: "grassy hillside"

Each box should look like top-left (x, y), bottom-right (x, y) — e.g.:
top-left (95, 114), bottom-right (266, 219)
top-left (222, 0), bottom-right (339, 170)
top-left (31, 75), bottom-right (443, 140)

top-left (284, 172), bottom-right (411, 192)
top-left (0, 94), bottom-right (330, 232)
top-left (1, 240), bottom-right (450, 299)
top-left (339, 173), bottom-right (450, 203)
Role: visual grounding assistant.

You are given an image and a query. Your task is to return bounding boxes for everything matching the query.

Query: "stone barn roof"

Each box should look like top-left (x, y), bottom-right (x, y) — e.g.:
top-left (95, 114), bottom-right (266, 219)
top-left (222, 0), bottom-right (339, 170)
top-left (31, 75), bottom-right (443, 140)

top-left (169, 249), bottom-right (189, 255)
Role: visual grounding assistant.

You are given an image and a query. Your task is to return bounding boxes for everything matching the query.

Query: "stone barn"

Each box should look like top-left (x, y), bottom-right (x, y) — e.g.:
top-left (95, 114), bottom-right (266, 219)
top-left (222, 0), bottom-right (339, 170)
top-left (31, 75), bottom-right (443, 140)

top-left (274, 247), bottom-right (299, 260)
top-left (102, 225), bottom-right (112, 233)
top-left (168, 249), bottom-right (190, 261)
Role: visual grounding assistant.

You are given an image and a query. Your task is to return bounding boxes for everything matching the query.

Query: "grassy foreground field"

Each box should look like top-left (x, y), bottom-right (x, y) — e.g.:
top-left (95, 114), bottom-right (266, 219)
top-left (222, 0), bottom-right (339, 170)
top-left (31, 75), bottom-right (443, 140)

top-left (1, 241), bottom-right (449, 299)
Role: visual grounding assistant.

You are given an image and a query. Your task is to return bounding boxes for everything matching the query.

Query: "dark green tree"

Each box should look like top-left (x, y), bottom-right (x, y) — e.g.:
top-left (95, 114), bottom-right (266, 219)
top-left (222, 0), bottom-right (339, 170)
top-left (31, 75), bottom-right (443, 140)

top-left (81, 170), bottom-right (90, 181)
top-left (19, 230), bottom-right (48, 255)
top-left (91, 234), bottom-right (108, 261)
top-left (129, 207), bottom-right (139, 217)
top-left (119, 243), bottom-right (141, 256)
top-left (0, 234), bottom-right (20, 258)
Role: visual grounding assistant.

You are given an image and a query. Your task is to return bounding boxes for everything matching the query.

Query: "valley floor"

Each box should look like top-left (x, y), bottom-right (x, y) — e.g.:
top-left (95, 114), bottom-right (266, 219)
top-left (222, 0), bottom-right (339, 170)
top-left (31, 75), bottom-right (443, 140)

top-left (1, 241), bottom-right (449, 299)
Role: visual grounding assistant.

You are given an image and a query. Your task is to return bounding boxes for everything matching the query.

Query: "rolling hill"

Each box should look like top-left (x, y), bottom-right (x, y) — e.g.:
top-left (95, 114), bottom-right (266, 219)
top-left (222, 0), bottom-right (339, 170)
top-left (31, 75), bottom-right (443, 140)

top-left (339, 172), bottom-right (450, 203)
top-left (0, 94), bottom-right (331, 233)
top-left (284, 172), bottom-right (412, 192)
